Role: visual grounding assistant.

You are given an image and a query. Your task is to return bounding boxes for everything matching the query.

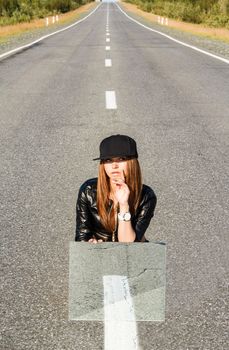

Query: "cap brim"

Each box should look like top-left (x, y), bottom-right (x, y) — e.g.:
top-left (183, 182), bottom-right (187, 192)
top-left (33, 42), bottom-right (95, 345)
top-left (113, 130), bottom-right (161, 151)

top-left (93, 155), bottom-right (138, 161)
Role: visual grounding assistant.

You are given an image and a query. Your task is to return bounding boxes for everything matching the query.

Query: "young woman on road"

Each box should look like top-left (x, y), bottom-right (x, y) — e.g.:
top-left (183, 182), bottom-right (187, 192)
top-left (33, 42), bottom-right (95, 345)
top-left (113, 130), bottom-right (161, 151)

top-left (75, 134), bottom-right (157, 243)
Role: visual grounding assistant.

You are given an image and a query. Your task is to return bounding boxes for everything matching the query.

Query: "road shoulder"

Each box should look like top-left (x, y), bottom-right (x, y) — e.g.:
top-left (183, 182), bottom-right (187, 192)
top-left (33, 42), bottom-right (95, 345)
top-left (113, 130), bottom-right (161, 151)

top-left (119, 1), bottom-right (229, 60)
top-left (0, 2), bottom-right (97, 55)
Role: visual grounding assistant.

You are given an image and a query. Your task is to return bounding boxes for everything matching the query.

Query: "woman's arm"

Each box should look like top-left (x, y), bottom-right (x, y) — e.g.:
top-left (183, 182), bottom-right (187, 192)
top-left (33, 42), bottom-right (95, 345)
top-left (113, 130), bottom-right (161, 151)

top-left (112, 177), bottom-right (136, 242)
top-left (133, 188), bottom-right (157, 242)
top-left (75, 186), bottom-right (93, 242)
top-left (117, 203), bottom-right (136, 242)
top-left (114, 182), bottom-right (157, 242)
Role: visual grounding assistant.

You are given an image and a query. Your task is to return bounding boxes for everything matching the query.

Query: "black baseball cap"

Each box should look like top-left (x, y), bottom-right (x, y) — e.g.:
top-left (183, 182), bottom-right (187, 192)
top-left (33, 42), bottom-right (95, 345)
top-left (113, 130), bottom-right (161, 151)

top-left (93, 134), bottom-right (138, 161)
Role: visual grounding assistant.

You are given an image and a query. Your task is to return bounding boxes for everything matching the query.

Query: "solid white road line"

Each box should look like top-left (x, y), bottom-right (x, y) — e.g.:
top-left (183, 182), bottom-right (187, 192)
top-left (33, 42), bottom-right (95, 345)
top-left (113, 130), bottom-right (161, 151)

top-left (105, 46), bottom-right (111, 50)
top-left (106, 91), bottom-right (117, 109)
top-left (116, 3), bottom-right (229, 65)
top-left (0, 3), bottom-right (102, 61)
top-left (106, 38), bottom-right (110, 42)
top-left (105, 59), bottom-right (112, 67)
top-left (103, 275), bottom-right (139, 350)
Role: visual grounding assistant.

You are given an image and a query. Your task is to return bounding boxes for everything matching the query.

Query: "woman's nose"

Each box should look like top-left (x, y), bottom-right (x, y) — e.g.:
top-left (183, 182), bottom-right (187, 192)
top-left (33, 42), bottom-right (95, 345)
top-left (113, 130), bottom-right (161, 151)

top-left (112, 162), bottom-right (119, 168)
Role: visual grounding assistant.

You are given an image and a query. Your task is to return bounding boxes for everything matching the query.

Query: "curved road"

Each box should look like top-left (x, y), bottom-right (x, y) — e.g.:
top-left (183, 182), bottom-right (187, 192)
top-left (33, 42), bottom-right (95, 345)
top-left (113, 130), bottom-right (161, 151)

top-left (1, 1), bottom-right (228, 349)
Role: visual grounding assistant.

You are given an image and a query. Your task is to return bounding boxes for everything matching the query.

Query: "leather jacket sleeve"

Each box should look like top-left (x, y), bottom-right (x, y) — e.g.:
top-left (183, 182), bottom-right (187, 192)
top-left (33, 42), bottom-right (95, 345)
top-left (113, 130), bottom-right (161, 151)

top-left (75, 185), bottom-right (93, 242)
top-left (133, 187), bottom-right (157, 242)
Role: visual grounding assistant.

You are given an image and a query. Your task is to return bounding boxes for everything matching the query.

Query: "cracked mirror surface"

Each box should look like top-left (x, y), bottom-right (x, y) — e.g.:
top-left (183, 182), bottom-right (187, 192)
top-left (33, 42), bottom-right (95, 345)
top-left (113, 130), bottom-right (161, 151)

top-left (69, 242), bottom-right (166, 321)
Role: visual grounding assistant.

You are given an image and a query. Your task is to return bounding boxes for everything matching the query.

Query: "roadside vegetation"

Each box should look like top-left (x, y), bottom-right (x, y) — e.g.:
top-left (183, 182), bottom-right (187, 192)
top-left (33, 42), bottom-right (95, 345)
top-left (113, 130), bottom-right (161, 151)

top-left (124, 0), bottom-right (229, 28)
top-left (0, 0), bottom-right (93, 26)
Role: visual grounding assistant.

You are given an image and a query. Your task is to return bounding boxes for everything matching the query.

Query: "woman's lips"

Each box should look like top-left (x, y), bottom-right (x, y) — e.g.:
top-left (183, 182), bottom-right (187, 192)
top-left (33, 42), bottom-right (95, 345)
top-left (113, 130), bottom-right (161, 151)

top-left (111, 172), bottom-right (120, 175)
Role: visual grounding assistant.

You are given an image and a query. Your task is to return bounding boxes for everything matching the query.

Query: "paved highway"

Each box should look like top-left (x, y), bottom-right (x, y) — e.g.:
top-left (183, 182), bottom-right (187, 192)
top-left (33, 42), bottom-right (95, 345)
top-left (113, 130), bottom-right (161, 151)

top-left (1, 1), bottom-right (228, 349)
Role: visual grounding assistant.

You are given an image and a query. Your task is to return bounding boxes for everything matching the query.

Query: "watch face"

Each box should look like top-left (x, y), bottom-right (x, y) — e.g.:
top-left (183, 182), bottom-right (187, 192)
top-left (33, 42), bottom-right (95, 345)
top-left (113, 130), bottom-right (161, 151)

top-left (124, 212), bottom-right (131, 221)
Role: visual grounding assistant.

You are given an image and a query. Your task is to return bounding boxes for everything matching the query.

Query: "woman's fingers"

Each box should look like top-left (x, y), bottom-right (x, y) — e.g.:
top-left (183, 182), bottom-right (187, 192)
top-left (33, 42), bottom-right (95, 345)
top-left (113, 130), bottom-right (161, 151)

top-left (88, 238), bottom-right (103, 243)
top-left (88, 238), bottom-right (97, 243)
top-left (111, 178), bottom-right (124, 184)
top-left (114, 183), bottom-right (129, 192)
top-left (112, 179), bottom-right (127, 190)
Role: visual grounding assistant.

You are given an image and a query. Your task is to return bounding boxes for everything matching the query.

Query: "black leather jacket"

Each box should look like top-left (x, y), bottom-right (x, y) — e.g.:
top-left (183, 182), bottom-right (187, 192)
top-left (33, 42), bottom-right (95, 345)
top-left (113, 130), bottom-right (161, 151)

top-left (75, 178), bottom-right (157, 242)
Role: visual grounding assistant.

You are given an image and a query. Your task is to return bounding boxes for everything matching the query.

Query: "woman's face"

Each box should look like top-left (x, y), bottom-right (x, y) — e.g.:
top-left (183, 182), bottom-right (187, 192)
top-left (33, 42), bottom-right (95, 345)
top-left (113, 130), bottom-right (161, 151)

top-left (103, 157), bottom-right (128, 180)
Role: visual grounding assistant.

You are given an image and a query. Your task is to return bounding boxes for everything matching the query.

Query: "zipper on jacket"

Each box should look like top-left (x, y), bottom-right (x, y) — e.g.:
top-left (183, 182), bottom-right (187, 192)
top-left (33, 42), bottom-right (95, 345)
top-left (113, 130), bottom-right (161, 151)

top-left (112, 204), bottom-right (118, 242)
top-left (109, 201), bottom-right (118, 242)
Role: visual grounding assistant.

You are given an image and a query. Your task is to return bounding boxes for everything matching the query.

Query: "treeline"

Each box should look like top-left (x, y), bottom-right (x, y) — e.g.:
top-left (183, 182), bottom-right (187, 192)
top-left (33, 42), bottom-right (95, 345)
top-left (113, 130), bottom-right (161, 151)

top-left (0, 0), bottom-right (92, 25)
top-left (125, 0), bottom-right (229, 28)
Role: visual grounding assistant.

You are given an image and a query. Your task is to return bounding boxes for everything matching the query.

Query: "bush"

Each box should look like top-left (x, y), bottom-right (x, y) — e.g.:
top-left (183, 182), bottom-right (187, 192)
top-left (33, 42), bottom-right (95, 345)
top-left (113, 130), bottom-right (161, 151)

top-left (12, 9), bottom-right (31, 22)
top-left (203, 2), bottom-right (229, 26)
top-left (46, 0), bottom-right (71, 13)
top-left (142, 1), bottom-right (152, 12)
top-left (146, 2), bottom-right (152, 12)
top-left (0, 9), bottom-right (31, 25)
top-left (218, 0), bottom-right (229, 15)
top-left (205, 13), bottom-right (229, 27)
top-left (32, 7), bottom-right (49, 18)
top-left (19, 1), bottom-right (34, 17)
top-left (179, 3), bottom-right (203, 23)
top-left (0, 0), bottom-right (92, 20)
top-left (152, 1), bottom-right (203, 23)
top-left (132, 0), bottom-right (229, 27)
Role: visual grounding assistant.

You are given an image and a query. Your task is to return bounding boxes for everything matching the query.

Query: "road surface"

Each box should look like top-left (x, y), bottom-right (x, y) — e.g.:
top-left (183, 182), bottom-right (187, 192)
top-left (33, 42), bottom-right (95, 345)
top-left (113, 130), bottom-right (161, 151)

top-left (1, 1), bottom-right (228, 349)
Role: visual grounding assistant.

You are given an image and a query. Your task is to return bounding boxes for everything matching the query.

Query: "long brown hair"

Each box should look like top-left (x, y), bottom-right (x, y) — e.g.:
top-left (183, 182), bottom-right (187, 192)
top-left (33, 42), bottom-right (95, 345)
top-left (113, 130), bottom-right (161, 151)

top-left (97, 159), bottom-right (142, 233)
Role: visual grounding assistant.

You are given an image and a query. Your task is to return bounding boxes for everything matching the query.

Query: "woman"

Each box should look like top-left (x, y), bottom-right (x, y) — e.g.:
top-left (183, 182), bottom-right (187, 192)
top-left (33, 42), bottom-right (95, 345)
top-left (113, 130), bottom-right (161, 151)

top-left (75, 134), bottom-right (157, 243)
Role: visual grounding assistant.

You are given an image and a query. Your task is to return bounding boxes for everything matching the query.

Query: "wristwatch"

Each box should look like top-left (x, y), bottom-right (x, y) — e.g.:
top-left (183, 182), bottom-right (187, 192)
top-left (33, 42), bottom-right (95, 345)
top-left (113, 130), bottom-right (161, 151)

top-left (118, 212), bottom-right (131, 221)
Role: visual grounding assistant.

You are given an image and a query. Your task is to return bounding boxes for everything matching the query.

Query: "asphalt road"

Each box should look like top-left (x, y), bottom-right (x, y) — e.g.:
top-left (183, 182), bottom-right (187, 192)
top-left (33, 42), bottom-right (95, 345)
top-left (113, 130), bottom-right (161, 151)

top-left (1, 1), bottom-right (228, 349)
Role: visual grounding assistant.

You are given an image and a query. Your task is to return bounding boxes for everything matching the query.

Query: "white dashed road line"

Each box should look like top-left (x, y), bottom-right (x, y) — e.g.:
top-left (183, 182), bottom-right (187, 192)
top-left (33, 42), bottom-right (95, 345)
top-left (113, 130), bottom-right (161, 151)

top-left (106, 38), bottom-right (110, 42)
top-left (105, 59), bottom-right (112, 67)
top-left (106, 46), bottom-right (111, 51)
top-left (105, 91), bottom-right (117, 109)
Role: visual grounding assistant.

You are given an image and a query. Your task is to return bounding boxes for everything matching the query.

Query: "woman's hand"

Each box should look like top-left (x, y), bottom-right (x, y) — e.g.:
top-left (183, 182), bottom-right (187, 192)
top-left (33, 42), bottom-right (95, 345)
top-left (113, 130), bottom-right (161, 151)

top-left (111, 171), bottom-right (130, 206)
top-left (88, 237), bottom-right (103, 244)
